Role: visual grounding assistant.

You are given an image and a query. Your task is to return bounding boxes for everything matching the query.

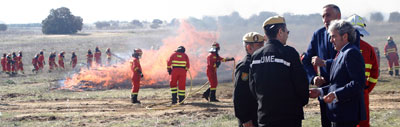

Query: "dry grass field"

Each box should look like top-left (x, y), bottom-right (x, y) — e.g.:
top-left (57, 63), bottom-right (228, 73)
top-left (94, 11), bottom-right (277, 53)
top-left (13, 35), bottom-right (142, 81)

top-left (1, 23), bottom-right (400, 126)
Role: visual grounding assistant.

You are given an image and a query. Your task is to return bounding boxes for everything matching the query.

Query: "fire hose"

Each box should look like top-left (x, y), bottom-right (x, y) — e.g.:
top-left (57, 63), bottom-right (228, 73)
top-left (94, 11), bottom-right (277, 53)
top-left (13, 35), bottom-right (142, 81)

top-left (145, 59), bottom-right (236, 110)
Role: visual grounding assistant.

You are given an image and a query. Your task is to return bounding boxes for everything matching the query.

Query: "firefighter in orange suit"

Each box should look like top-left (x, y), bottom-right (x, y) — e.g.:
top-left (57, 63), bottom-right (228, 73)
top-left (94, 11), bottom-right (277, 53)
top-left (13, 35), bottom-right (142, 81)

top-left (167, 46), bottom-right (190, 104)
top-left (384, 36), bottom-right (399, 76)
top-left (1, 53), bottom-right (6, 73)
top-left (71, 52), bottom-right (77, 68)
top-left (130, 48), bottom-right (143, 104)
top-left (38, 51), bottom-right (45, 71)
top-left (202, 42), bottom-right (234, 102)
top-left (347, 14), bottom-right (380, 127)
top-left (48, 52), bottom-right (57, 72)
top-left (94, 47), bottom-right (102, 66)
top-left (16, 51), bottom-right (24, 74)
top-left (58, 51), bottom-right (65, 69)
top-left (32, 54), bottom-right (39, 73)
top-left (87, 49), bottom-right (93, 69)
top-left (106, 48), bottom-right (112, 66)
top-left (6, 53), bottom-right (12, 74)
top-left (11, 52), bottom-right (17, 74)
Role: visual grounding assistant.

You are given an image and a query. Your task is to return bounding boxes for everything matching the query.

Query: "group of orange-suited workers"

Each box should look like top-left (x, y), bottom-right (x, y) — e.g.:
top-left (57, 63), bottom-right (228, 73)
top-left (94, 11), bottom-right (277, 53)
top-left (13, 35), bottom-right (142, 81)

top-left (129, 42), bottom-right (235, 104)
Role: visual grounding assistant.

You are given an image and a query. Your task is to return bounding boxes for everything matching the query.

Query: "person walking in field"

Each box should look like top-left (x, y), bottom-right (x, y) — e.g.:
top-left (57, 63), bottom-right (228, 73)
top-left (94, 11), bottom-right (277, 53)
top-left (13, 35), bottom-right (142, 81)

top-left (48, 52), bottom-right (58, 72)
top-left (32, 54), bottom-right (40, 73)
top-left (58, 51), bottom-right (65, 69)
top-left (38, 51), bottom-right (45, 71)
top-left (70, 52), bottom-right (77, 69)
top-left (384, 36), bottom-right (399, 76)
top-left (1, 53), bottom-right (7, 73)
top-left (16, 51), bottom-right (24, 74)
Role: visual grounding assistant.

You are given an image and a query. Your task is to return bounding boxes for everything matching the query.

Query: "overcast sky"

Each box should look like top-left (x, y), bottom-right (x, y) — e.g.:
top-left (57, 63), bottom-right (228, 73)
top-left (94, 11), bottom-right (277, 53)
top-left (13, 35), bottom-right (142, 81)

top-left (0, 0), bottom-right (399, 24)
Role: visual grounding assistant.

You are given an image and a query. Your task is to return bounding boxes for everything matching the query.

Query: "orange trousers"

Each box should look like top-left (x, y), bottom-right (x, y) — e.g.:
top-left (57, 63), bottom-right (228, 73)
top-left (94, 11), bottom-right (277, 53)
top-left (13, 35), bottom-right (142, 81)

top-left (169, 68), bottom-right (187, 90)
top-left (131, 74), bottom-right (140, 93)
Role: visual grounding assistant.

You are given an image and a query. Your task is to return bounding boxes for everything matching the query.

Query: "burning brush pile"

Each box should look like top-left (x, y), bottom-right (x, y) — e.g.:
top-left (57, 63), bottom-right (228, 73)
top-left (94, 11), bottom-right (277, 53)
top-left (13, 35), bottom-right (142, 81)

top-left (59, 20), bottom-right (233, 91)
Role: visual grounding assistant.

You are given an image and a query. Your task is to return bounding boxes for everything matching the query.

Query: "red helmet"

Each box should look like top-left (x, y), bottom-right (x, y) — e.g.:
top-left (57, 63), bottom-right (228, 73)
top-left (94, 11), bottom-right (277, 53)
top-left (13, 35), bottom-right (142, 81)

top-left (133, 48), bottom-right (143, 57)
top-left (212, 42), bottom-right (220, 48)
top-left (210, 42), bottom-right (220, 53)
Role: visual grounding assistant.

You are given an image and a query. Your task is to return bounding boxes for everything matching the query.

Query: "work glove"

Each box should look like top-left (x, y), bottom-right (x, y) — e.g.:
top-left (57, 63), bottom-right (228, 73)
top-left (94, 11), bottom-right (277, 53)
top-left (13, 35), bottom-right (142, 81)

top-left (225, 57), bottom-right (235, 61)
top-left (141, 73), bottom-right (144, 78)
top-left (216, 61), bottom-right (221, 68)
top-left (168, 68), bottom-right (172, 75)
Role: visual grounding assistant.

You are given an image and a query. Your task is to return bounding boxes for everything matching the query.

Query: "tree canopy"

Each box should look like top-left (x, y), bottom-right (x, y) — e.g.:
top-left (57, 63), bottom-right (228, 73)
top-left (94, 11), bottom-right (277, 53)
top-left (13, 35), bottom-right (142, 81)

top-left (41, 7), bottom-right (83, 34)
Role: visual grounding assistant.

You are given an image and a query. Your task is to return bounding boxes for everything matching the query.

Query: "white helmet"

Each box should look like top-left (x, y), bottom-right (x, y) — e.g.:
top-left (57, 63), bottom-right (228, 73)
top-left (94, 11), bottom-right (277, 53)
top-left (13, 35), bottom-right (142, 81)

top-left (346, 14), bottom-right (369, 36)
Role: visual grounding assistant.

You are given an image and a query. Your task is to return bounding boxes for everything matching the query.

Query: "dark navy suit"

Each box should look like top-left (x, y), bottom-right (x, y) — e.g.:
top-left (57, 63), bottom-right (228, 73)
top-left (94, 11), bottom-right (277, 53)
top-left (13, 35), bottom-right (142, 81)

top-left (302, 27), bottom-right (360, 127)
top-left (321, 43), bottom-right (366, 123)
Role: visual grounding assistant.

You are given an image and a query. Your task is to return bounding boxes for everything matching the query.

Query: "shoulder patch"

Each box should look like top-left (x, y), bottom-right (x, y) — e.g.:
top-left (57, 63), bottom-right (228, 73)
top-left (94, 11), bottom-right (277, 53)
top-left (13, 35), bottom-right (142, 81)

top-left (241, 72), bottom-right (249, 81)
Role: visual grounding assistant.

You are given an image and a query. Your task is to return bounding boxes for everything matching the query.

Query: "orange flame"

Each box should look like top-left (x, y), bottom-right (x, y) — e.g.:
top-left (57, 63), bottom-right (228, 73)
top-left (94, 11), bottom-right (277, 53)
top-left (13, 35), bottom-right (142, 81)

top-left (62, 20), bottom-right (220, 90)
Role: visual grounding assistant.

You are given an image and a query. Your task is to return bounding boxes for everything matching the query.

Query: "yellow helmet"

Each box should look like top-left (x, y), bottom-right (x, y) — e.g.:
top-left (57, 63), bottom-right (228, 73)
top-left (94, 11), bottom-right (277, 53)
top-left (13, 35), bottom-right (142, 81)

top-left (346, 14), bottom-right (369, 36)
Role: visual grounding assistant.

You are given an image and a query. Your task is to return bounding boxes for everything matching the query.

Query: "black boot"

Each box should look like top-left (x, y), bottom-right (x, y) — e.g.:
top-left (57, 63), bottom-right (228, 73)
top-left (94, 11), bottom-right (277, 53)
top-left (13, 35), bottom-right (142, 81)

top-left (171, 93), bottom-right (177, 104)
top-left (202, 88), bottom-right (210, 101)
top-left (209, 89), bottom-right (220, 102)
top-left (395, 70), bottom-right (399, 76)
top-left (131, 94), bottom-right (141, 104)
top-left (178, 95), bottom-right (185, 104)
top-left (389, 70), bottom-right (394, 76)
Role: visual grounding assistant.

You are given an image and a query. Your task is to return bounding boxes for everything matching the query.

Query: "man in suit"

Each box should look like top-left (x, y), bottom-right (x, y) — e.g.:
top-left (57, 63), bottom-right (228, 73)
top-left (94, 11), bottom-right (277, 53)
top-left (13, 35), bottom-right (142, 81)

top-left (309, 19), bottom-right (366, 127)
top-left (302, 4), bottom-right (361, 127)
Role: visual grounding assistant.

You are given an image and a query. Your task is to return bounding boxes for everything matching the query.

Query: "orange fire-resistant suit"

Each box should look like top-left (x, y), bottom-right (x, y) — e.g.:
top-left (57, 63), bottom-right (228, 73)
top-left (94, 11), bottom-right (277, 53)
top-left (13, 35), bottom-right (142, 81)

top-left (167, 51), bottom-right (190, 103)
top-left (357, 40), bottom-right (379, 127)
top-left (11, 54), bottom-right (17, 73)
top-left (16, 54), bottom-right (23, 72)
top-left (58, 53), bottom-right (65, 69)
top-left (94, 51), bottom-right (101, 66)
top-left (87, 53), bottom-right (93, 68)
top-left (384, 40), bottom-right (399, 76)
top-left (130, 57), bottom-right (142, 95)
top-left (48, 53), bottom-right (57, 71)
top-left (38, 54), bottom-right (45, 70)
top-left (32, 56), bottom-right (39, 72)
top-left (207, 52), bottom-right (229, 91)
top-left (1, 55), bottom-right (6, 72)
top-left (6, 54), bottom-right (12, 73)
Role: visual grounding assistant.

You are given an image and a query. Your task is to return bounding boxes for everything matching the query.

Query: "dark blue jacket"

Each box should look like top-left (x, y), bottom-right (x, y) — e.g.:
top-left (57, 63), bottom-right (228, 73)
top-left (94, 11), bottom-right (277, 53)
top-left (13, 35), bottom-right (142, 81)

top-left (321, 43), bottom-right (366, 122)
top-left (302, 27), bottom-right (360, 86)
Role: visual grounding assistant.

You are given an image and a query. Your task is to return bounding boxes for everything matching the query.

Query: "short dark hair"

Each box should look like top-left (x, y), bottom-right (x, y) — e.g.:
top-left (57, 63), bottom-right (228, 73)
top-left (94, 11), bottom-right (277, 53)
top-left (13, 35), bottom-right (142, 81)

top-left (323, 4), bottom-right (341, 14)
top-left (263, 23), bottom-right (286, 39)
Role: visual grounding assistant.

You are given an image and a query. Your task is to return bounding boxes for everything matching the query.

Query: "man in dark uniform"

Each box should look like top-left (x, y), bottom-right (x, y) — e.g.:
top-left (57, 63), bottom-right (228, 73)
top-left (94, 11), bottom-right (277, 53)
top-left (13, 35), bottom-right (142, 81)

top-left (249, 16), bottom-right (309, 127)
top-left (234, 32), bottom-right (264, 127)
